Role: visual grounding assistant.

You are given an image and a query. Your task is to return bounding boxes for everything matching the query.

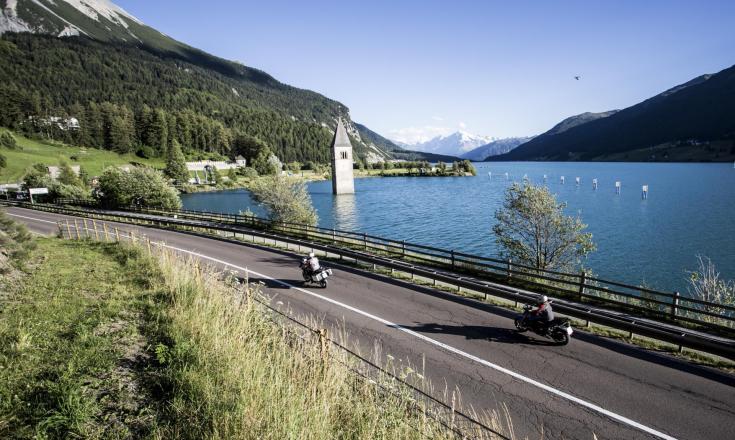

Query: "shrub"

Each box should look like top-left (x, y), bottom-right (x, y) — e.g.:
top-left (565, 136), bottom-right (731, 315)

top-left (96, 166), bottom-right (181, 209)
top-left (0, 131), bottom-right (19, 150)
top-left (136, 145), bottom-right (156, 159)
top-left (249, 176), bottom-right (317, 226)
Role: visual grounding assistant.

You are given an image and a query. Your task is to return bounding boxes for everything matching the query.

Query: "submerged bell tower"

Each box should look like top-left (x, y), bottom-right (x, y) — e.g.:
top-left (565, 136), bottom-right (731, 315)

top-left (331, 118), bottom-right (355, 194)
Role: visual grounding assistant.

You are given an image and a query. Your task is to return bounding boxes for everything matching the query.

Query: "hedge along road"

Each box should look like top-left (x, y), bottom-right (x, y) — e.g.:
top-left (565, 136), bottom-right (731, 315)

top-left (5, 206), bottom-right (734, 440)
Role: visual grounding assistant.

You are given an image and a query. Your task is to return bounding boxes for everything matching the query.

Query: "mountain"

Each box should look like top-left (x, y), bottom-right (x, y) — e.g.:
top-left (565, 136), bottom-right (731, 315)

top-left (541, 111), bottom-right (619, 136)
top-left (490, 66), bottom-right (735, 162)
top-left (399, 131), bottom-right (492, 157)
top-left (0, 0), bottom-right (425, 163)
top-left (461, 137), bottom-right (533, 161)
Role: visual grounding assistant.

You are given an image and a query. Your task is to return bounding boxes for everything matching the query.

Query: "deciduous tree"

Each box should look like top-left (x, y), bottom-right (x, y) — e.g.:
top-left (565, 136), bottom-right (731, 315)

top-left (493, 183), bottom-right (594, 271)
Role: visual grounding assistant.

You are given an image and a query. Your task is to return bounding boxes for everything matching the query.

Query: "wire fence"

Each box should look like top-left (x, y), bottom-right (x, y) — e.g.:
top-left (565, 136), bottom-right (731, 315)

top-left (54, 216), bottom-right (512, 440)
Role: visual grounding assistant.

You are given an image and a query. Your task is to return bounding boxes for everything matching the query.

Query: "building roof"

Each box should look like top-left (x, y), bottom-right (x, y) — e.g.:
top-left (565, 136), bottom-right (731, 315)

top-left (331, 118), bottom-right (353, 151)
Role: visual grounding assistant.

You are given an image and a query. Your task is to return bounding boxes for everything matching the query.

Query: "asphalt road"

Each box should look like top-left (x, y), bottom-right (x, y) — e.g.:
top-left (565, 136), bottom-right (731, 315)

top-left (5, 206), bottom-right (734, 440)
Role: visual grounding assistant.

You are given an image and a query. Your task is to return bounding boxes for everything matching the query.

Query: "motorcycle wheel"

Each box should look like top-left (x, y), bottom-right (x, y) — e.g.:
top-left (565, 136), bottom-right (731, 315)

top-left (551, 331), bottom-right (570, 346)
top-left (319, 279), bottom-right (327, 288)
top-left (302, 271), bottom-right (311, 282)
top-left (514, 318), bottom-right (527, 333)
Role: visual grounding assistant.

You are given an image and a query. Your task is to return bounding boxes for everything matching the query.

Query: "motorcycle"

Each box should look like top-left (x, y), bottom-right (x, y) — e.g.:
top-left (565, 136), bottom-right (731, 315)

top-left (300, 259), bottom-right (332, 288)
top-left (514, 302), bottom-right (573, 345)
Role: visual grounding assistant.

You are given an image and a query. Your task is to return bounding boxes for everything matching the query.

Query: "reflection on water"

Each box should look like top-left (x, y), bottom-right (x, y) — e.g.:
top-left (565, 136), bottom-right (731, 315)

top-left (181, 162), bottom-right (735, 293)
top-left (332, 194), bottom-right (358, 231)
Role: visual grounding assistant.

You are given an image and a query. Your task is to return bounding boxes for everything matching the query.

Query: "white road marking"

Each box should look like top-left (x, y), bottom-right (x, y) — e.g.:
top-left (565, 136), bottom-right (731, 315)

top-left (6, 213), bottom-right (58, 224)
top-left (10, 209), bottom-right (678, 440)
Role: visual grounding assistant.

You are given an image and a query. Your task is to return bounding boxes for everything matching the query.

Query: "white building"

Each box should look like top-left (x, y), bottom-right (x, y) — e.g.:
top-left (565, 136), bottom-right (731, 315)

top-left (185, 156), bottom-right (246, 171)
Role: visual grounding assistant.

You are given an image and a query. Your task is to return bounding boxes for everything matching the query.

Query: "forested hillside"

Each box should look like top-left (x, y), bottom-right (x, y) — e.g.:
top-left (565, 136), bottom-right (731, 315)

top-left (0, 33), bottom-right (396, 163)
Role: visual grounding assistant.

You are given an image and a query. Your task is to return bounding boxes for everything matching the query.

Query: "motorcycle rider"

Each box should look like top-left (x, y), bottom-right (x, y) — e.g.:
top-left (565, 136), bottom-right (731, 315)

top-left (304, 252), bottom-right (321, 276)
top-left (527, 295), bottom-right (554, 332)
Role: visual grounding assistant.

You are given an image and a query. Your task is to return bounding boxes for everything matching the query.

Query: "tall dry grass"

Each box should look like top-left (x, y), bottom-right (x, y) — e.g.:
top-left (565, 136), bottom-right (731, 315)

top-left (148, 246), bottom-right (514, 439)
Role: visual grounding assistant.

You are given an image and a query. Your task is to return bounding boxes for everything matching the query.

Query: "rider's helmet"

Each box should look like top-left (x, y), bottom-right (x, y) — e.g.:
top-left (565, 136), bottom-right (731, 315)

top-left (308, 252), bottom-right (315, 258)
top-left (538, 295), bottom-right (548, 304)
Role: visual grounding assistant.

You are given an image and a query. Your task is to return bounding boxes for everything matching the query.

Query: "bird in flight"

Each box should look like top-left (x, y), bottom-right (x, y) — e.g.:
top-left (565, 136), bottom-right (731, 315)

top-left (574, 75), bottom-right (581, 80)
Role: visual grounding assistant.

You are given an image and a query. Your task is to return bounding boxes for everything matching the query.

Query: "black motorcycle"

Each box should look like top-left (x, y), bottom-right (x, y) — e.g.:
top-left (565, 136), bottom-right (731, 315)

top-left (300, 259), bottom-right (332, 288)
top-left (514, 303), bottom-right (573, 345)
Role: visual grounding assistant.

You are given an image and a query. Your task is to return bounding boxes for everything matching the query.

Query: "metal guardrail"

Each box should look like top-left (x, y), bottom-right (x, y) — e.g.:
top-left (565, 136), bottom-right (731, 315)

top-left (52, 198), bottom-right (735, 335)
top-left (50, 214), bottom-right (505, 439)
top-left (4, 199), bottom-right (735, 360)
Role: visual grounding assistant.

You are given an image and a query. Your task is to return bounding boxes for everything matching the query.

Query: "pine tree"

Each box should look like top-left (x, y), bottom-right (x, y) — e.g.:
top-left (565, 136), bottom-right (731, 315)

top-left (165, 140), bottom-right (189, 183)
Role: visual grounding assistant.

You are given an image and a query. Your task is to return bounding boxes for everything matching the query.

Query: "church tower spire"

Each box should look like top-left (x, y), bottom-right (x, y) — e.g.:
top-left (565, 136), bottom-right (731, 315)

top-left (331, 118), bottom-right (355, 194)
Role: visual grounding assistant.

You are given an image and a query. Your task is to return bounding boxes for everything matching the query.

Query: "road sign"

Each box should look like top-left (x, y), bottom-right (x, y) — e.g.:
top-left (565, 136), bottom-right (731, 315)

top-left (29, 187), bottom-right (49, 195)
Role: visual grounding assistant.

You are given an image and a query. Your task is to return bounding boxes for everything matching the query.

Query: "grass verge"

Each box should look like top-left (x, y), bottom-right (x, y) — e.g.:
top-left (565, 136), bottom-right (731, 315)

top-left (0, 235), bottom-right (511, 438)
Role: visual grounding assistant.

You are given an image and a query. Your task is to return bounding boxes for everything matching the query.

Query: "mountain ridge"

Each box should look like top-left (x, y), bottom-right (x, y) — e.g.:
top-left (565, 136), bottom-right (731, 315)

top-left (489, 65), bottom-right (735, 162)
top-left (461, 137), bottom-right (533, 161)
top-left (397, 130), bottom-right (492, 157)
top-left (0, 0), bottom-right (421, 162)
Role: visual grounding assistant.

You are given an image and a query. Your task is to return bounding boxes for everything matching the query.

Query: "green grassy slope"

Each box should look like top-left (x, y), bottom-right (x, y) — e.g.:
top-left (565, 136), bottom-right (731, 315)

top-left (0, 130), bottom-right (163, 182)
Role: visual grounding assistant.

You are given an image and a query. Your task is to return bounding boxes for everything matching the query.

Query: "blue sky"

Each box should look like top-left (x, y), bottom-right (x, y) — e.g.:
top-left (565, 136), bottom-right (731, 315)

top-left (117, 0), bottom-right (735, 143)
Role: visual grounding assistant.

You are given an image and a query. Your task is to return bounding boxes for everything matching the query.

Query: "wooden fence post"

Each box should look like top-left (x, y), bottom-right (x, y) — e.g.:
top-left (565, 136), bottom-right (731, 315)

top-left (74, 219), bottom-right (81, 240)
top-left (671, 291), bottom-right (680, 318)
top-left (115, 227), bottom-right (120, 242)
top-left (103, 223), bottom-right (109, 242)
top-left (451, 250), bottom-right (455, 269)
top-left (318, 328), bottom-right (329, 364)
top-left (92, 220), bottom-right (99, 241)
top-left (57, 221), bottom-right (64, 238)
top-left (83, 218), bottom-right (89, 238)
top-left (66, 220), bottom-right (72, 239)
top-left (402, 240), bottom-right (406, 257)
top-left (578, 271), bottom-right (587, 302)
top-left (507, 259), bottom-right (513, 281)
top-left (363, 233), bottom-right (368, 251)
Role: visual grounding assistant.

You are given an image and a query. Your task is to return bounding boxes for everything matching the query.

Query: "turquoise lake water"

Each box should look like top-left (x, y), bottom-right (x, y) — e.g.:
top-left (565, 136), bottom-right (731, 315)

top-left (181, 162), bottom-right (735, 294)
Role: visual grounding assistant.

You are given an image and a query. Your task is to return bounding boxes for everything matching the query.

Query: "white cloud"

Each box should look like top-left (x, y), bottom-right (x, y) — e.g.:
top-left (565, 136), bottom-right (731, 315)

top-left (388, 125), bottom-right (453, 145)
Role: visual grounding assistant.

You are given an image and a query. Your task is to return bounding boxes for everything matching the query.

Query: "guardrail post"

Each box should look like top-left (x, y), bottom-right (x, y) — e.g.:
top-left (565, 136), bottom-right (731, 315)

top-left (451, 250), bottom-right (455, 268)
top-left (402, 240), bottom-right (406, 257)
top-left (363, 233), bottom-right (368, 251)
top-left (671, 291), bottom-right (680, 318)
top-left (507, 259), bottom-right (513, 281)
top-left (578, 271), bottom-right (587, 302)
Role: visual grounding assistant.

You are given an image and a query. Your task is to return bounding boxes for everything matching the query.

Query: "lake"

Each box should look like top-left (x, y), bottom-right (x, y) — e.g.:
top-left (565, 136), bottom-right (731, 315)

top-left (181, 162), bottom-right (735, 294)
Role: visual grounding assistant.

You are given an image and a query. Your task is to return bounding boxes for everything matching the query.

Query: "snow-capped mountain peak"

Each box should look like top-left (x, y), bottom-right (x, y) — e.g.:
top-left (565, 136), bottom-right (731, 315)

top-left (397, 130), bottom-right (493, 157)
top-left (1, 0), bottom-right (145, 41)
top-left (62, 0), bottom-right (143, 27)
